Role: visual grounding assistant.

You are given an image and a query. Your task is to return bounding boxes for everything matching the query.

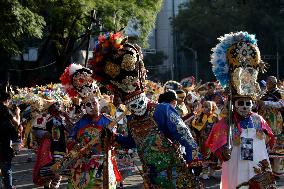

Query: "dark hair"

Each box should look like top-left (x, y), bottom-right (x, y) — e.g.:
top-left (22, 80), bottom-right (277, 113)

top-left (0, 91), bottom-right (11, 102)
top-left (158, 90), bottom-right (177, 103)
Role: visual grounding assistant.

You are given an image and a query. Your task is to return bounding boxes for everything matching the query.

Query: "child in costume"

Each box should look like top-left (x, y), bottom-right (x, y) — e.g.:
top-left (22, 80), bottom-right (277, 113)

top-left (191, 101), bottom-right (219, 179)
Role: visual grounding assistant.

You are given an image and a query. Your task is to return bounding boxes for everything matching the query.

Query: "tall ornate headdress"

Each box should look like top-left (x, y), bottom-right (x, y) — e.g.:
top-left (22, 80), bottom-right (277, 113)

top-left (60, 64), bottom-right (97, 98)
top-left (210, 31), bottom-right (266, 98)
top-left (88, 32), bottom-right (147, 101)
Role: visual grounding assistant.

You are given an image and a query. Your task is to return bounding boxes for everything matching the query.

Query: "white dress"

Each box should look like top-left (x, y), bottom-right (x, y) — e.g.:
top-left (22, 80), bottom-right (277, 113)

top-left (220, 117), bottom-right (272, 189)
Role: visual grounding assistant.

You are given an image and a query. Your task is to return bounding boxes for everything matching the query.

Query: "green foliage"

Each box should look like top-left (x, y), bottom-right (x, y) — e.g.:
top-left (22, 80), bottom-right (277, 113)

top-left (95, 0), bottom-right (163, 47)
top-left (1, 0), bottom-right (163, 86)
top-left (0, 0), bottom-right (45, 54)
top-left (173, 0), bottom-right (284, 80)
top-left (1, 0), bottom-right (163, 55)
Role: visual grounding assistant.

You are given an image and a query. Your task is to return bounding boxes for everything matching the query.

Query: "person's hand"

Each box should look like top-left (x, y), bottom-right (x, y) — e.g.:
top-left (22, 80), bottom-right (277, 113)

top-left (15, 106), bottom-right (21, 115)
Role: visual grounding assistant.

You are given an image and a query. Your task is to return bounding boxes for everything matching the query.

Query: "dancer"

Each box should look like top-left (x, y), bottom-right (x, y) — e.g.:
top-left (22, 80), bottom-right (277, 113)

top-left (88, 32), bottom-right (203, 188)
top-left (60, 64), bottom-right (121, 189)
top-left (207, 31), bottom-right (276, 189)
top-left (32, 101), bottom-right (68, 189)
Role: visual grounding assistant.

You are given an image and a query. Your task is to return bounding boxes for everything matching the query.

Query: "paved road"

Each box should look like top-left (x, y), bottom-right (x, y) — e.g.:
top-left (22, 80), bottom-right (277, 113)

top-left (7, 148), bottom-right (284, 189)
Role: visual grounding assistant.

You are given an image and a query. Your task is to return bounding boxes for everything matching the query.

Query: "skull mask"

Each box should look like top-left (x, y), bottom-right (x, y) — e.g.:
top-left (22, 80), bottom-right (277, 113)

top-left (126, 93), bottom-right (147, 116)
top-left (77, 82), bottom-right (96, 98)
top-left (234, 98), bottom-right (253, 117)
top-left (84, 97), bottom-right (100, 116)
top-left (72, 68), bottom-right (96, 98)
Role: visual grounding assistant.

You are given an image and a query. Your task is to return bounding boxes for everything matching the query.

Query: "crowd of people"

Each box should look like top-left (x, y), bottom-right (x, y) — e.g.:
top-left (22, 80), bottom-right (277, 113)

top-left (0, 31), bottom-right (283, 189)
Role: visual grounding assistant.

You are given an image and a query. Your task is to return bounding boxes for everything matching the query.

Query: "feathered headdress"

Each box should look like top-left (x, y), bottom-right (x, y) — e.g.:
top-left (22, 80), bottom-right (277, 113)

top-left (88, 32), bottom-right (147, 101)
top-left (210, 31), bottom-right (266, 98)
top-left (60, 64), bottom-right (97, 98)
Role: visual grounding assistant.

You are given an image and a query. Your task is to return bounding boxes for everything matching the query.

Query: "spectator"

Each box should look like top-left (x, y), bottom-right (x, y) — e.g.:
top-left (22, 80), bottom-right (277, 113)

top-left (0, 91), bottom-right (20, 189)
top-left (262, 76), bottom-right (282, 101)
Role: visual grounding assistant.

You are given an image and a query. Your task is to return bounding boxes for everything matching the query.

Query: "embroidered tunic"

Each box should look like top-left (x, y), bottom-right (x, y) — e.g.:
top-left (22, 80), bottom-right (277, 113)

top-left (219, 113), bottom-right (276, 189)
top-left (116, 102), bottom-right (203, 188)
top-left (67, 114), bottom-right (120, 189)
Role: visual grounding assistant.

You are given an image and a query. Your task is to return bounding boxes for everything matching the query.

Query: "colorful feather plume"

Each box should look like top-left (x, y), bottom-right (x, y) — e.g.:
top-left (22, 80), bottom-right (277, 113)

top-left (210, 31), bottom-right (257, 88)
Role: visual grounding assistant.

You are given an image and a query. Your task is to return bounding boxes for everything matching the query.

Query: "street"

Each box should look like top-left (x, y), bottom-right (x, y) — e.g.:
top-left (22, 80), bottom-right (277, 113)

top-left (9, 148), bottom-right (284, 189)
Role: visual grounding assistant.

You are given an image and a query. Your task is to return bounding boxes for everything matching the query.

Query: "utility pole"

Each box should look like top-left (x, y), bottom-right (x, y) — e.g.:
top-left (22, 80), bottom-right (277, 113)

top-left (185, 47), bottom-right (198, 81)
top-left (277, 50), bottom-right (279, 79)
top-left (85, 10), bottom-right (96, 67)
top-left (172, 0), bottom-right (176, 80)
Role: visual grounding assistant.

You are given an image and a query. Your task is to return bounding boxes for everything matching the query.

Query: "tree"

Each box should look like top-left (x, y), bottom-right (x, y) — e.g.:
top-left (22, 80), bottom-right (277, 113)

top-left (173, 0), bottom-right (284, 81)
top-left (0, 0), bottom-right (45, 55)
top-left (33, 0), bottom-right (163, 82)
top-left (1, 0), bottom-right (163, 86)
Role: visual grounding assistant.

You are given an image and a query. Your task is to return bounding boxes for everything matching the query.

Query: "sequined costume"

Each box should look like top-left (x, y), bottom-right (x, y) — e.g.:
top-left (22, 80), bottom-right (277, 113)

top-left (260, 87), bottom-right (284, 175)
top-left (67, 114), bottom-right (121, 189)
top-left (208, 31), bottom-right (277, 189)
top-left (116, 102), bottom-right (203, 189)
top-left (32, 108), bottom-right (68, 188)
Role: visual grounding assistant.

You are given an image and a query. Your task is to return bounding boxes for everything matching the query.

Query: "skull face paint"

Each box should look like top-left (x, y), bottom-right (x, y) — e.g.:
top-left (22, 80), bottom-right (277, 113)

top-left (234, 98), bottom-right (253, 117)
top-left (126, 93), bottom-right (147, 116)
top-left (84, 97), bottom-right (100, 116)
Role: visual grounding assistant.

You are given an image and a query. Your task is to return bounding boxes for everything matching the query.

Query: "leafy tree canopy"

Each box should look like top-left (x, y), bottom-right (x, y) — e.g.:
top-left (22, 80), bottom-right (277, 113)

top-left (173, 0), bottom-right (284, 80)
top-left (1, 0), bottom-right (163, 56)
top-left (1, 0), bottom-right (163, 86)
top-left (0, 0), bottom-right (45, 54)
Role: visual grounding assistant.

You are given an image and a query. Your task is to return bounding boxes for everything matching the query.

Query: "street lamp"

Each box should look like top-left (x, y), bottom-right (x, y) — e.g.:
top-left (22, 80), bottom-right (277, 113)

top-left (184, 47), bottom-right (198, 81)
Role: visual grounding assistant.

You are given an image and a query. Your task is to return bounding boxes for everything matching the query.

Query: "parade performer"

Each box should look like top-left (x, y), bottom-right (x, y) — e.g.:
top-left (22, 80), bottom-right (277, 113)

top-left (32, 100), bottom-right (68, 189)
top-left (207, 31), bottom-right (276, 189)
top-left (175, 89), bottom-right (188, 117)
top-left (191, 101), bottom-right (219, 179)
top-left (88, 32), bottom-right (203, 188)
top-left (60, 64), bottom-right (121, 189)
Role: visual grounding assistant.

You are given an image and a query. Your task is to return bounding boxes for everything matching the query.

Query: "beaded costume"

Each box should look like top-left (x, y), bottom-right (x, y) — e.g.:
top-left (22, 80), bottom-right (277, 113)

top-left (88, 32), bottom-right (203, 189)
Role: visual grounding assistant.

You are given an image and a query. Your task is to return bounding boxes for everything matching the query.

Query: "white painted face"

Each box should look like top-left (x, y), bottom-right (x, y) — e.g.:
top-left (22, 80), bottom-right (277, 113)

top-left (126, 93), bottom-right (147, 116)
top-left (234, 98), bottom-right (253, 117)
top-left (84, 97), bottom-right (100, 116)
